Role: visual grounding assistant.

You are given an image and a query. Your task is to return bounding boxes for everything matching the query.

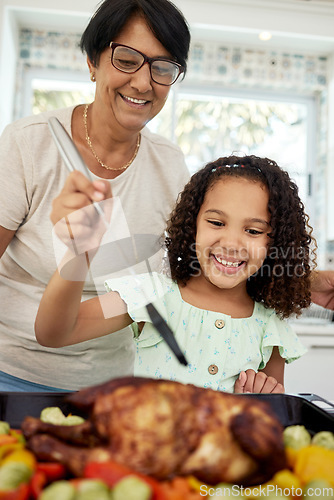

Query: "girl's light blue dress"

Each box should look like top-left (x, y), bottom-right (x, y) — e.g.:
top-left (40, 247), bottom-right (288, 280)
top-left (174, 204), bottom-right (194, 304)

top-left (105, 272), bottom-right (306, 393)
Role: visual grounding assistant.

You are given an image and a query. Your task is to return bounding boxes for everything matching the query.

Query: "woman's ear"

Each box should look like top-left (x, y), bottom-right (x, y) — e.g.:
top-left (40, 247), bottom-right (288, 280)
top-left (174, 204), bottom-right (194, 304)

top-left (87, 56), bottom-right (96, 74)
top-left (87, 57), bottom-right (96, 83)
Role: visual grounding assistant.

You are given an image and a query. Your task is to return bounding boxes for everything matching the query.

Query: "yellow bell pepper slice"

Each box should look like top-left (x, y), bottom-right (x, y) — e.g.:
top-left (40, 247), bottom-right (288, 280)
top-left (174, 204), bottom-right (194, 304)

top-left (271, 469), bottom-right (302, 498)
top-left (0, 444), bottom-right (24, 463)
top-left (294, 445), bottom-right (334, 486)
top-left (1, 450), bottom-right (36, 472)
top-left (285, 447), bottom-right (299, 469)
top-left (186, 475), bottom-right (207, 492)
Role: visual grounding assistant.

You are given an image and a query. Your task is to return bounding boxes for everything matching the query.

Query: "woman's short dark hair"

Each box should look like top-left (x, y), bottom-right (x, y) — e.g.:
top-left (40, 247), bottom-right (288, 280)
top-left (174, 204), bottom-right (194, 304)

top-left (80, 0), bottom-right (190, 71)
top-left (165, 155), bottom-right (316, 318)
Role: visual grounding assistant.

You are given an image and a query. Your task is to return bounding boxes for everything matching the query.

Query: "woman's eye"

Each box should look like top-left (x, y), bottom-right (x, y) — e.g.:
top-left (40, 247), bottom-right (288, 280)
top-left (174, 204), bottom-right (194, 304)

top-left (116, 57), bottom-right (138, 69)
top-left (208, 220), bottom-right (224, 227)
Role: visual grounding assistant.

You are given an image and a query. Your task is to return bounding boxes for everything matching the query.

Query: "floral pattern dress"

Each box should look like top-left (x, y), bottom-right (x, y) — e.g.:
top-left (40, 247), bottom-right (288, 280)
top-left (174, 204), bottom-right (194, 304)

top-left (105, 272), bottom-right (307, 392)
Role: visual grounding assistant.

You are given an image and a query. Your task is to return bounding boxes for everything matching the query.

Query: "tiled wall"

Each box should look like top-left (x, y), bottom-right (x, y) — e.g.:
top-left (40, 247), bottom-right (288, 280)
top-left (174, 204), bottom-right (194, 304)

top-left (17, 30), bottom-right (328, 95)
top-left (16, 29), bottom-right (329, 263)
top-left (19, 29), bottom-right (84, 71)
top-left (187, 42), bottom-right (328, 91)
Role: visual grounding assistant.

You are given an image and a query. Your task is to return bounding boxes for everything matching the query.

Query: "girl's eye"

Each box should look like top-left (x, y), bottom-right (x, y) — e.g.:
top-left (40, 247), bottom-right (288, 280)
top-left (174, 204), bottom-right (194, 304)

top-left (246, 229), bottom-right (264, 235)
top-left (208, 220), bottom-right (224, 227)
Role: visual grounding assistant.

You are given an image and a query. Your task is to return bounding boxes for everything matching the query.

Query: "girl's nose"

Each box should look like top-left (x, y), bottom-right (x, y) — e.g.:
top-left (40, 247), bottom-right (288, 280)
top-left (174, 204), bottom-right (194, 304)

top-left (130, 63), bottom-right (153, 93)
top-left (220, 228), bottom-right (243, 250)
top-left (219, 232), bottom-right (248, 260)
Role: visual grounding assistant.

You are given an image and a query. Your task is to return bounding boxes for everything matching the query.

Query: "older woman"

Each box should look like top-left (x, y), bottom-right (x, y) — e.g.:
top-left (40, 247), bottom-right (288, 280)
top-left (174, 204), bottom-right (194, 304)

top-left (0, 0), bottom-right (190, 391)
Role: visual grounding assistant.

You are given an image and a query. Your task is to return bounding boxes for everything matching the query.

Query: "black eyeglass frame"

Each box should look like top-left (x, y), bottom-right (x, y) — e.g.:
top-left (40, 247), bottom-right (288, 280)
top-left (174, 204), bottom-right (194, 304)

top-left (109, 42), bottom-right (185, 86)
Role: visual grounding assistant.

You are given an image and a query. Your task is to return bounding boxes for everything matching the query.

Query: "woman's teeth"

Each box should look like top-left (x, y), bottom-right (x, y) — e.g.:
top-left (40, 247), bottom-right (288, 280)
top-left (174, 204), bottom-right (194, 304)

top-left (123, 96), bottom-right (147, 105)
top-left (215, 256), bottom-right (242, 267)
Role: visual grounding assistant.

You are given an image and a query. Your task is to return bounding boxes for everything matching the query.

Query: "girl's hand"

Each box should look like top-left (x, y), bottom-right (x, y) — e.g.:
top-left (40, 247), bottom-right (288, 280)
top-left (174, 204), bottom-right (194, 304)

top-left (51, 171), bottom-right (112, 254)
top-left (234, 369), bottom-right (285, 394)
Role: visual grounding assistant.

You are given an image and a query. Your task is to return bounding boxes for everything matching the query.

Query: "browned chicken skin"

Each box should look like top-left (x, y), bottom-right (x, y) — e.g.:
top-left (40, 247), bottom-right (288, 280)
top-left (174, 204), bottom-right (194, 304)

top-left (22, 377), bottom-right (286, 485)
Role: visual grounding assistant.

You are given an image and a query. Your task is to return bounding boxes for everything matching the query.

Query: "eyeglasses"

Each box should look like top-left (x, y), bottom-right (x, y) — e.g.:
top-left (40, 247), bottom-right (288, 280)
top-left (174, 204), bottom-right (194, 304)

top-left (109, 42), bottom-right (184, 86)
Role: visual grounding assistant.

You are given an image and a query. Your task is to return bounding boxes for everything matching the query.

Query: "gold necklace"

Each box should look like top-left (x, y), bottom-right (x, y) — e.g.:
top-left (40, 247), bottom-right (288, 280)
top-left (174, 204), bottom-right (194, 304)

top-left (83, 104), bottom-right (141, 171)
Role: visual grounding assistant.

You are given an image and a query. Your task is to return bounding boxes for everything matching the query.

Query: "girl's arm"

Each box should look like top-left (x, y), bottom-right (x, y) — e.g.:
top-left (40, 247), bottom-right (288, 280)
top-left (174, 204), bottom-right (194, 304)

top-left (260, 345), bottom-right (285, 385)
top-left (35, 254), bottom-right (132, 347)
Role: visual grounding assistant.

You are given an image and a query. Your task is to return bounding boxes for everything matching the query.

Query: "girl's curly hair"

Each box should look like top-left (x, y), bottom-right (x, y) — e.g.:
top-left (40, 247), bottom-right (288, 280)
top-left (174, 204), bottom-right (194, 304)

top-left (165, 155), bottom-right (316, 318)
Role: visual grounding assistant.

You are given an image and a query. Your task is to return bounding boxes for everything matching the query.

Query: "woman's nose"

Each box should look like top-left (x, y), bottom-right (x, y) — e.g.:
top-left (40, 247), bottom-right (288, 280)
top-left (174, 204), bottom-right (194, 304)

top-left (130, 63), bottom-right (153, 93)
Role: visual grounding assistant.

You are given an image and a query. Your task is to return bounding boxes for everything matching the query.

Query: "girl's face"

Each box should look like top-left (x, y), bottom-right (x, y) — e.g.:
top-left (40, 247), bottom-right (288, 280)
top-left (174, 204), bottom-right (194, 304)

top-left (88, 16), bottom-right (171, 134)
top-left (195, 177), bottom-right (271, 292)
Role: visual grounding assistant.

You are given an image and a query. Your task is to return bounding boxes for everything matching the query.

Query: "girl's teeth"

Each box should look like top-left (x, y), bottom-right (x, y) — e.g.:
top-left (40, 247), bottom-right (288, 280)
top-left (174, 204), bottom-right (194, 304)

top-left (216, 256), bottom-right (241, 267)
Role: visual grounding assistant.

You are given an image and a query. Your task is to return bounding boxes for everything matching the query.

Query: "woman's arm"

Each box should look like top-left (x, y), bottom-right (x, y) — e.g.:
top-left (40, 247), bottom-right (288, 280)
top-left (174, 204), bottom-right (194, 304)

top-left (0, 226), bottom-right (15, 259)
top-left (35, 170), bottom-right (132, 347)
top-left (35, 254), bottom-right (132, 347)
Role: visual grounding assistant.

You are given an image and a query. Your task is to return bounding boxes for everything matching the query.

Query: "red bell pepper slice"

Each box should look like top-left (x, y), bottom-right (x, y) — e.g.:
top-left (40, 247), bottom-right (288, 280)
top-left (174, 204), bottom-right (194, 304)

top-left (30, 471), bottom-right (47, 499)
top-left (84, 460), bottom-right (167, 500)
top-left (0, 483), bottom-right (30, 500)
top-left (29, 463), bottom-right (67, 498)
top-left (36, 462), bottom-right (67, 482)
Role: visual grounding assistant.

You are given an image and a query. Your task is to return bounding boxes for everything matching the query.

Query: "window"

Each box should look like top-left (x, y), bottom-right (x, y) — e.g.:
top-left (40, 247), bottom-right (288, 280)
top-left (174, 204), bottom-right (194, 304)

top-left (22, 69), bottom-right (95, 117)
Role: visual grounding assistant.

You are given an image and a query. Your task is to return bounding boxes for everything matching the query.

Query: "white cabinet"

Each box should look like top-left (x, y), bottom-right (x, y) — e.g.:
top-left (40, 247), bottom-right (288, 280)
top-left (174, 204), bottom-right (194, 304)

top-left (285, 323), bottom-right (334, 401)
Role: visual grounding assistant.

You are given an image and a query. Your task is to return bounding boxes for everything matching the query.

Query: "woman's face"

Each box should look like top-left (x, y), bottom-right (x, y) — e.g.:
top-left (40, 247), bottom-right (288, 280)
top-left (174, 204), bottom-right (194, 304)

top-left (89, 16), bottom-right (171, 133)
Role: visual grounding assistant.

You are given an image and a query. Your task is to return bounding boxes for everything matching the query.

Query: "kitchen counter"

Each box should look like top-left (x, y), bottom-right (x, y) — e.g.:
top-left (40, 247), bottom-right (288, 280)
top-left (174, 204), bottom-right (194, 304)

top-left (285, 318), bottom-right (334, 401)
top-left (289, 320), bottom-right (334, 336)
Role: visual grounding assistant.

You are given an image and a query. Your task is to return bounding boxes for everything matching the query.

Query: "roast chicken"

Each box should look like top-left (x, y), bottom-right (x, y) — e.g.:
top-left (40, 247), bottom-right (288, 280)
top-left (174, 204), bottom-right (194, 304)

top-left (22, 377), bottom-right (286, 485)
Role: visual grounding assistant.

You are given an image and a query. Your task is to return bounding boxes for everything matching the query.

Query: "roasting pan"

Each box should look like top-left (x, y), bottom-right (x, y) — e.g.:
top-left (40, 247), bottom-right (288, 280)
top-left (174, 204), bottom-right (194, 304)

top-left (246, 393), bottom-right (334, 433)
top-left (0, 391), bottom-right (333, 431)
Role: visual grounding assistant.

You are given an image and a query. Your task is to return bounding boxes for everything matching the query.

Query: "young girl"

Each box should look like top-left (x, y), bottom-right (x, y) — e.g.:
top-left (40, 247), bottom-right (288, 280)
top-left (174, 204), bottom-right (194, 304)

top-left (36, 155), bottom-right (314, 393)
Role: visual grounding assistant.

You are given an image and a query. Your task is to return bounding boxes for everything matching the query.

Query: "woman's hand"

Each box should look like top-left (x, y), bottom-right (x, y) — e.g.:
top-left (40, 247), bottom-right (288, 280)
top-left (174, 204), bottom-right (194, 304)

top-left (51, 171), bottom-right (112, 254)
top-left (51, 170), bottom-right (110, 224)
top-left (234, 369), bottom-right (285, 394)
top-left (310, 270), bottom-right (334, 310)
